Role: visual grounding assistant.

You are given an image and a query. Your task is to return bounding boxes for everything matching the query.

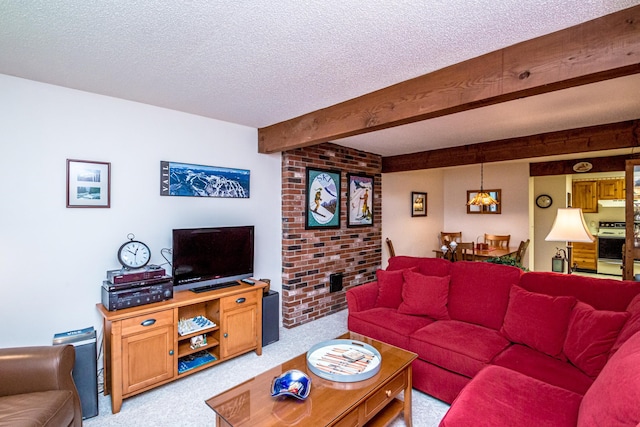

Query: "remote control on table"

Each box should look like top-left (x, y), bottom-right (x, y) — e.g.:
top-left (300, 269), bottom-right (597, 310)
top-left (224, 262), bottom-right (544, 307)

top-left (241, 278), bottom-right (255, 285)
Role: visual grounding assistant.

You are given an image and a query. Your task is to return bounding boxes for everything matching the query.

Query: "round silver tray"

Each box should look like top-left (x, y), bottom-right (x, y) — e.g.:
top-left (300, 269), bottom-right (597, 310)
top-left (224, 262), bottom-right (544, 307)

top-left (306, 339), bottom-right (381, 382)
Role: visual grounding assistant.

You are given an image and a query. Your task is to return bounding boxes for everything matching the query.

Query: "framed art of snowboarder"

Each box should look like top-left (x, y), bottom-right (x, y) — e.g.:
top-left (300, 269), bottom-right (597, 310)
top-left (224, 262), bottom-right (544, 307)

top-left (347, 173), bottom-right (374, 227)
top-left (305, 167), bottom-right (341, 229)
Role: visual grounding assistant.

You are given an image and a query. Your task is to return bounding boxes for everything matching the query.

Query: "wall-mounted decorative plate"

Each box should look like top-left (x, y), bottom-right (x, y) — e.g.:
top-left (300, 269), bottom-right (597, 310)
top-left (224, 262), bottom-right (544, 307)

top-left (573, 161), bottom-right (593, 173)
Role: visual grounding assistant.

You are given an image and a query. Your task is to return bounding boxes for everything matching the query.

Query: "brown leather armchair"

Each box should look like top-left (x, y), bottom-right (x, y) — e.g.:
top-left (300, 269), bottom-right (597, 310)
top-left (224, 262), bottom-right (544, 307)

top-left (0, 345), bottom-right (82, 426)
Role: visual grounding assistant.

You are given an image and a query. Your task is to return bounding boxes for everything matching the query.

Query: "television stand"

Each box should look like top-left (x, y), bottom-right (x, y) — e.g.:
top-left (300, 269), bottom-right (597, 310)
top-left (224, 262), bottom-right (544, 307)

top-left (190, 281), bottom-right (239, 293)
top-left (96, 280), bottom-right (266, 413)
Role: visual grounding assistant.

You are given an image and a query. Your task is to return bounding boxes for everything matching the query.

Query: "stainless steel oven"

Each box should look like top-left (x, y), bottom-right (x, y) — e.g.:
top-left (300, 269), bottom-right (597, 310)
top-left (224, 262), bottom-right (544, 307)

top-left (597, 221), bottom-right (625, 276)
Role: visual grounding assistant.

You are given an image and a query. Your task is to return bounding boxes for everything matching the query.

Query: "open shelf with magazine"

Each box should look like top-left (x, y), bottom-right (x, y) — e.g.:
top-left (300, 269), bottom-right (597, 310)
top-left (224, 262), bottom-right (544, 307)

top-left (177, 300), bottom-right (221, 375)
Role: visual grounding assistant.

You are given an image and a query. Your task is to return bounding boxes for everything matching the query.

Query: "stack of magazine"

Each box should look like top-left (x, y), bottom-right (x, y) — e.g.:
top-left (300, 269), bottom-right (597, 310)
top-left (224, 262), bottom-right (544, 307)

top-left (178, 350), bottom-right (217, 374)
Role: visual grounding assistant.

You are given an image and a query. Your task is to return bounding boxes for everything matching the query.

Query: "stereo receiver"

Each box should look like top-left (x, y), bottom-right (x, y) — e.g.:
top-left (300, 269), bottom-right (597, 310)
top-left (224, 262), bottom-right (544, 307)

top-left (101, 280), bottom-right (173, 311)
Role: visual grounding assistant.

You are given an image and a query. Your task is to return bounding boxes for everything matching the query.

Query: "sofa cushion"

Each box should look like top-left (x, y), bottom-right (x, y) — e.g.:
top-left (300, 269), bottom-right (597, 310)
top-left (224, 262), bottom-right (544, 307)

top-left (0, 391), bottom-right (76, 427)
top-left (611, 293), bottom-right (640, 356)
top-left (578, 330), bottom-right (640, 427)
top-left (398, 271), bottom-right (450, 320)
top-left (501, 285), bottom-right (576, 360)
top-left (519, 271), bottom-right (640, 311)
top-left (387, 256), bottom-right (452, 277)
top-left (440, 365), bottom-right (583, 427)
top-left (492, 344), bottom-right (593, 395)
top-left (448, 261), bottom-right (522, 330)
top-left (563, 301), bottom-right (629, 378)
top-left (409, 320), bottom-right (510, 378)
top-left (374, 268), bottom-right (414, 309)
top-left (347, 307), bottom-right (434, 349)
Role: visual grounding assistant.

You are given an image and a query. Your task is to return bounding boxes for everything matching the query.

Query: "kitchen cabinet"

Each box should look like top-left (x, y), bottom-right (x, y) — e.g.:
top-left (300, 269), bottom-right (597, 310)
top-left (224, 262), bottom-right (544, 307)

top-left (598, 179), bottom-right (625, 200)
top-left (571, 241), bottom-right (597, 271)
top-left (572, 181), bottom-right (598, 213)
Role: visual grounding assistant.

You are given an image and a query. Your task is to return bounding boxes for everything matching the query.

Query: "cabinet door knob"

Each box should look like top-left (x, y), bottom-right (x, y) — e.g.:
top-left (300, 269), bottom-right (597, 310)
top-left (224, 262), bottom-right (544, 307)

top-left (141, 319), bottom-right (156, 327)
top-left (236, 297), bottom-right (246, 304)
top-left (224, 333), bottom-right (228, 338)
top-left (169, 350), bottom-right (174, 356)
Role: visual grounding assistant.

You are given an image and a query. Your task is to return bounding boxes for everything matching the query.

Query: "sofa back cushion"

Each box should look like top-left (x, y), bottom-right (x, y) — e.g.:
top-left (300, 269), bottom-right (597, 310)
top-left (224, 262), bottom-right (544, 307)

top-left (387, 256), bottom-right (451, 277)
top-left (563, 301), bottom-right (629, 377)
top-left (501, 285), bottom-right (576, 359)
top-left (398, 270), bottom-right (450, 320)
top-left (374, 268), bottom-right (414, 309)
top-left (611, 293), bottom-right (640, 356)
top-left (519, 271), bottom-right (640, 311)
top-left (578, 330), bottom-right (640, 426)
top-left (447, 261), bottom-right (522, 330)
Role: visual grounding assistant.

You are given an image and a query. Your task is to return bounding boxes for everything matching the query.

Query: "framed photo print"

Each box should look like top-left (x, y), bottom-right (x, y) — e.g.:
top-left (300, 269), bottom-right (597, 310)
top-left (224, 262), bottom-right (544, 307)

top-left (160, 161), bottom-right (250, 198)
top-left (305, 167), bottom-right (341, 229)
top-left (66, 159), bottom-right (111, 208)
top-left (411, 192), bottom-right (427, 217)
top-left (466, 189), bottom-right (501, 214)
top-left (347, 173), bottom-right (374, 227)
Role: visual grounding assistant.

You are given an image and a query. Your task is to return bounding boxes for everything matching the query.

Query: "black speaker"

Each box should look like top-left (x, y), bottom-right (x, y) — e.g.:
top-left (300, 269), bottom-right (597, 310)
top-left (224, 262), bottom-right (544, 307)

top-left (262, 290), bottom-right (279, 346)
top-left (53, 327), bottom-right (98, 419)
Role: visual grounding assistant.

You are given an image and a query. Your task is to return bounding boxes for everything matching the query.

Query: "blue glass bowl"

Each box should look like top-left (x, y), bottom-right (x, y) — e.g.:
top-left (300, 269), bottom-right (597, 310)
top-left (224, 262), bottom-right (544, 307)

top-left (271, 369), bottom-right (311, 400)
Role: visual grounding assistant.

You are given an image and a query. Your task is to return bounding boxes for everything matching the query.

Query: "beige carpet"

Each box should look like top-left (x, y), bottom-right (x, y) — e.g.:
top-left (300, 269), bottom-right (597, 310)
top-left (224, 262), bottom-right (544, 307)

top-left (85, 309), bottom-right (449, 426)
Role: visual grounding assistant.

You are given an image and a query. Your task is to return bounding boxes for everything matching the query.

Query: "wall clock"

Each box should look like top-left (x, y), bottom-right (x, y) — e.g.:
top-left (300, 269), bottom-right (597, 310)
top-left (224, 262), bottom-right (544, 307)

top-left (536, 194), bottom-right (553, 209)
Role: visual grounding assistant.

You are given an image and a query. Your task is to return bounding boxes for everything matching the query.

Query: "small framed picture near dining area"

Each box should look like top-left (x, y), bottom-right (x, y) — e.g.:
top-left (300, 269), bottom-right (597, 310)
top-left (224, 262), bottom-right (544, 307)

top-left (411, 192), bottom-right (427, 217)
top-left (467, 189), bottom-right (501, 214)
top-left (347, 173), bottom-right (374, 227)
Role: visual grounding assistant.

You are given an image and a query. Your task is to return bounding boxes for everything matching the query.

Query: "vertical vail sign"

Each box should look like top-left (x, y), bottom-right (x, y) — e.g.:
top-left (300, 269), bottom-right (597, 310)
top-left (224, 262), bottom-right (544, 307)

top-left (160, 161), bottom-right (250, 198)
top-left (305, 168), bottom-right (341, 229)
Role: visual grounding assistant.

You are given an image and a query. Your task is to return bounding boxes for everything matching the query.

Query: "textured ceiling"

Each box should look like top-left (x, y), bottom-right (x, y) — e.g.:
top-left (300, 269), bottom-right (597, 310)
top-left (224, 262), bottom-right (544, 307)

top-left (1, 1), bottom-right (640, 157)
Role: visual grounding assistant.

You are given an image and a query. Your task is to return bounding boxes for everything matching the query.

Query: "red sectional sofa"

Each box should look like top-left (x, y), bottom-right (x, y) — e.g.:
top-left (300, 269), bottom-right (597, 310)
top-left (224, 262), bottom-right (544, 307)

top-left (346, 256), bottom-right (640, 426)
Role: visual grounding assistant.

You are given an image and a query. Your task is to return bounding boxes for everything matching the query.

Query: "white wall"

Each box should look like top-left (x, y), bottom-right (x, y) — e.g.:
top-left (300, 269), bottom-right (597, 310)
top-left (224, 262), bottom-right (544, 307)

top-left (382, 162), bottom-right (531, 268)
top-left (0, 75), bottom-right (282, 347)
top-left (533, 175), bottom-right (571, 271)
top-left (443, 162), bottom-right (530, 252)
top-left (381, 169), bottom-right (445, 266)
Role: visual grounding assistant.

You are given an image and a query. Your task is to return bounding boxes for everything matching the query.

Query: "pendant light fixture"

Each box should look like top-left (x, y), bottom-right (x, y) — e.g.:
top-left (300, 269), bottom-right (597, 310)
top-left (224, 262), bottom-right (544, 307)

top-left (467, 163), bottom-right (499, 206)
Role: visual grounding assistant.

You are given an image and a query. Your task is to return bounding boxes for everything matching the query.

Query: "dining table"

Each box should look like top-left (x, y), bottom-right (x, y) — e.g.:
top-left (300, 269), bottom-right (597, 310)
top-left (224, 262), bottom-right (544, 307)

top-left (433, 246), bottom-right (519, 261)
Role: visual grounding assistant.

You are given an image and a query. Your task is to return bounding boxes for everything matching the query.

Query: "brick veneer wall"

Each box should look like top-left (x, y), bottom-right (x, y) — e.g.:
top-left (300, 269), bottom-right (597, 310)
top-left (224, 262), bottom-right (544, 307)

top-left (281, 142), bottom-right (382, 328)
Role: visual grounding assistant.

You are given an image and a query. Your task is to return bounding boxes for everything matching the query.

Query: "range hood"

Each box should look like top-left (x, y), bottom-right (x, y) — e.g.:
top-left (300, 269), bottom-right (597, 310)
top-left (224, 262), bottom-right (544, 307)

top-left (598, 199), bottom-right (625, 208)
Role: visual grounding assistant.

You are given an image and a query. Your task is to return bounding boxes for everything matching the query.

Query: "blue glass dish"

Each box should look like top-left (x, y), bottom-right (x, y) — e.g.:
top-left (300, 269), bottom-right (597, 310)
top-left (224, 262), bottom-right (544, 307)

top-left (271, 369), bottom-right (311, 400)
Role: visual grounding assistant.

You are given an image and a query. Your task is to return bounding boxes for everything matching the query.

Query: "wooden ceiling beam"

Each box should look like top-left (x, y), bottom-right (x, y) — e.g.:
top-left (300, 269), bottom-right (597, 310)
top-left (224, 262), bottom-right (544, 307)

top-left (529, 155), bottom-right (634, 176)
top-left (258, 6), bottom-right (640, 154)
top-left (382, 120), bottom-right (639, 172)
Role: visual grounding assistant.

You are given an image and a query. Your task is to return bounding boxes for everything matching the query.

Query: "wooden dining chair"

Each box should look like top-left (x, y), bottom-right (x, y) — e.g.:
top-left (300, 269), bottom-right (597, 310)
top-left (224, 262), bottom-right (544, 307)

top-left (441, 231), bottom-right (462, 245)
top-left (484, 234), bottom-right (510, 249)
top-left (385, 238), bottom-right (396, 258)
top-left (514, 239), bottom-right (530, 263)
top-left (456, 242), bottom-right (475, 261)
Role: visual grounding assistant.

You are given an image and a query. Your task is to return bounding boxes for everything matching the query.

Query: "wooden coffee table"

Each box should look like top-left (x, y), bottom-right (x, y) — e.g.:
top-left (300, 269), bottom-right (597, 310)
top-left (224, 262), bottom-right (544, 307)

top-left (206, 331), bottom-right (417, 426)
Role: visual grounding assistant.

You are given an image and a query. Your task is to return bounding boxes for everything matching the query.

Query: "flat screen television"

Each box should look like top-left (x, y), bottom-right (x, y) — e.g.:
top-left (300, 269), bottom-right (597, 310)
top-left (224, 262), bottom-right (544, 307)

top-left (172, 225), bottom-right (254, 292)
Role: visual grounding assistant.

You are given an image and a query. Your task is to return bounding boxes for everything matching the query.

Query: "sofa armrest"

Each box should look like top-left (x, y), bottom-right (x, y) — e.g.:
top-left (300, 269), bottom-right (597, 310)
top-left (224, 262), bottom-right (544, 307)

top-left (346, 281), bottom-right (379, 312)
top-left (0, 345), bottom-right (80, 405)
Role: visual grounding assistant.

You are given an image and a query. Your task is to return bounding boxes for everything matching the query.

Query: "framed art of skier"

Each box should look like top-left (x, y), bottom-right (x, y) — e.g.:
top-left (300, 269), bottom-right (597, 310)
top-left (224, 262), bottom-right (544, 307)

top-left (347, 173), bottom-right (373, 227)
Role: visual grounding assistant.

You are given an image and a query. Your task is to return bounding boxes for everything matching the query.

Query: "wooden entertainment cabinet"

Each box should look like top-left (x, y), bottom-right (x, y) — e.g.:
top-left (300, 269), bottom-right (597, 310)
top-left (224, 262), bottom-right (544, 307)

top-left (96, 281), bottom-right (266, 413)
